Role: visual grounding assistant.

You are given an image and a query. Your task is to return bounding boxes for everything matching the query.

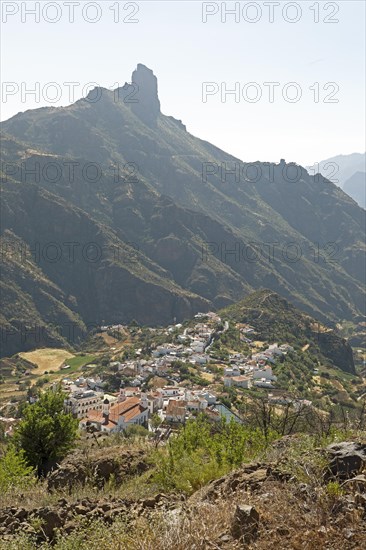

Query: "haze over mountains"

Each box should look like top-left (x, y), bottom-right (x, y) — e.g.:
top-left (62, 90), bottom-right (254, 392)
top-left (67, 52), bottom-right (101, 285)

top-left (342, 172), bottom-right (365, 210)
top-left (307, 153), bottom-right (366, 208)
top-left (1, 64), bottom-right (365, 357)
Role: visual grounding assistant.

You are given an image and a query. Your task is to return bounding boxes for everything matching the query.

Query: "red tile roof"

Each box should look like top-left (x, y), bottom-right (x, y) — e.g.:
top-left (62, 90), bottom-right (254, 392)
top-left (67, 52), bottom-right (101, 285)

top-left (166, 399), bottom-right (186, 417)
top-left (83, 396), bottom-right (147, 427)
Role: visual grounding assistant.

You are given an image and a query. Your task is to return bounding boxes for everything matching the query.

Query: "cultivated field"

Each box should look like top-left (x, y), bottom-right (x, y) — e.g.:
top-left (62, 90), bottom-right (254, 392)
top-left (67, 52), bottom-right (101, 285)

top-left (18, 348), bottom-right (75, 374)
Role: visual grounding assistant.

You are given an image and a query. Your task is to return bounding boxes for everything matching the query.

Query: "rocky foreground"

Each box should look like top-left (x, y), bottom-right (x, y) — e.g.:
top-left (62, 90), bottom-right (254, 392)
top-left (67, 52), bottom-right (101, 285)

top-left (0, 441), bottom-right (365, 549)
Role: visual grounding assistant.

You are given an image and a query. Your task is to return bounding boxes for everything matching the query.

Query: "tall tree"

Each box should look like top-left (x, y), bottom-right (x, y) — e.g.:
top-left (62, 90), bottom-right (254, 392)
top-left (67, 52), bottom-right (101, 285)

top-left (14, 387), bottom-right (78, 476)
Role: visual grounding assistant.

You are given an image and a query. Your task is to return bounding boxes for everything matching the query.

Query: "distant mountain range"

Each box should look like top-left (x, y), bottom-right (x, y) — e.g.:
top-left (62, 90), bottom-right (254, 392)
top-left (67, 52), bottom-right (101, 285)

top-left (343, 172), bottom-right (366, 209)
top-left (307, 153), bottom-right (365, 208)
top-left (1, 64), bottom-right (365, 356)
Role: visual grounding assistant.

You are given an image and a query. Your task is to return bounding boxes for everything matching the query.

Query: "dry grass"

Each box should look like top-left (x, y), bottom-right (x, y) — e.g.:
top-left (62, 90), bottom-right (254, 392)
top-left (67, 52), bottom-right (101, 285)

top-left (201, 372), bottom-right (214, 382)
top-left (99, 333), bottom-right (119, 346)
top-left (253, 341), bottom-right (266, 348)
top-left (18, 349), bottom-right (74, 374)
top-left (148, 376), bottom-right (167, 389)
top-left (121, 481), bottom-right (365, 549)
top-left (1, 431), bottom-right (365, 549)
top-left (0, 470), bottom-right (156, 512)
top-left (2, 479), bottom-right (364, 549)
top-left (151, 482), bottom-right (366, 550)
top-left (0, 482), bottom-right (57, 510)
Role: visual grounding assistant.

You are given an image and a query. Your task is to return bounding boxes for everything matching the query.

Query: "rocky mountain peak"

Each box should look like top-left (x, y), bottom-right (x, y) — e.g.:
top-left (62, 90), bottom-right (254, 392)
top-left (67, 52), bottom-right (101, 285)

top-left (130, 63), bottom-right (160, 126)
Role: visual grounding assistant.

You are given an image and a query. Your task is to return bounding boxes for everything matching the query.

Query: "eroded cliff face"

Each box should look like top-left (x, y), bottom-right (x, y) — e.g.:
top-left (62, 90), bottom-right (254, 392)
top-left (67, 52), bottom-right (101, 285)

top-left (0, 178), bottom-right (209, 357)
top-left (317, 332), bottom-right (356, 375)
top-left (130, 64), bottom-right (161, 127)
top-left (1, 64), bottom-right (365, 355)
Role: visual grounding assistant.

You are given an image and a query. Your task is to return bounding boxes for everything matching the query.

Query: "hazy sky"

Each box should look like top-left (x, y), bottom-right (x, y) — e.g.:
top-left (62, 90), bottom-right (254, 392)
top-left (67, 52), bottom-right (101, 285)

top-left (1, 1), bottom-right (365, 166)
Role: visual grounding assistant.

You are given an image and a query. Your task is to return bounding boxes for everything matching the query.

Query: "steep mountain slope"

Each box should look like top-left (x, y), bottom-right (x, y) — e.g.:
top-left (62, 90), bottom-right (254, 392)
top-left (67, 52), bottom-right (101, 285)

top-left (307, 153), bottom-right (366, 188)
top-left (220, 289), bottom-right (355, 374)
top-left (306, 153), bottom-right (365, 208)
top-left (0, 162), bottom-right (210, 356)
top-left (0, 230), bottom-right (86, 357)
top-left (1, 65), bottom-right (365, 356)
top-left (343, 171), bottom-right (366, 209)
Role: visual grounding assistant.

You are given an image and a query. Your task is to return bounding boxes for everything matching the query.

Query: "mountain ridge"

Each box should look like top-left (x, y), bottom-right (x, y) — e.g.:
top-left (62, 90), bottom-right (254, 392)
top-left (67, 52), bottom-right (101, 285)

top-left (1, 64), bottom-right (365, 356)
top-left (219, 289), bottom-right (355, 374)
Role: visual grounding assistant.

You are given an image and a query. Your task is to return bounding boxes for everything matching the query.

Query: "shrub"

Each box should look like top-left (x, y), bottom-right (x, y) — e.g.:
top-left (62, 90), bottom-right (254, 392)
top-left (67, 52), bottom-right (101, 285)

top-left (0, 446), bottom-right (36, 492)
top-left (14, 387), bottom-right (78, 475)
top-left (326, 481), bottom-right (343, 498)
top-left (152, 416), bottom-right (277, 493)
top-left (123, 424), bottom-right (149, 438)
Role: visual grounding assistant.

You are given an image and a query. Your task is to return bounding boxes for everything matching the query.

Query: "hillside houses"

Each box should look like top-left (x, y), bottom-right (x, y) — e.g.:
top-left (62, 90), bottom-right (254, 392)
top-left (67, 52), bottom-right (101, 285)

top-left (118, 358), bottom-right (171, 378)
top-left (129, 314), bottom-right (222, 372)
top-left (165, 400), bottom-right (187, 423)
top-left (152, 343), bottom-right (184, 358)
top-left (224, 366), bottom-right (241, 377)
top-left (68, 316), bottom-right (299, 434)
top-left (72, 378), bottom-right (219, 432)
top-left (79, 395), bottom-right (149, 433)
top-left (222, 358), bottom-right (277, 387)
top-left (64, 390), bottom-right (104, 419)
top-left (224, 375), bottom-right (252, 389)
top-left (63, 374), bottom-right (113, 418)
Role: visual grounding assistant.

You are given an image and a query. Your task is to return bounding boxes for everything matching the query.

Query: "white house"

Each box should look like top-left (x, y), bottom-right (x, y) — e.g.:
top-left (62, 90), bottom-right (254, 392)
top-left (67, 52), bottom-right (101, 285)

top-left (165, 399), bottom-right (187, 423)
top-left (252, 365), bottom-right (277, 381)
top-left (146, 391), bottom-right (164, 414)
top-left (190, 339), bottom-right (206, 353)
top-left (152, 344), bottom-right (182, 357)
top-left (160, 386), bottom-right (182, 398)
top-left (190, 354), bottom-right (209, 364)
top-left (225, 375), bottom-right (252, 389)
top-left (122, 387), bottom-right (141, 397)
top-left (199, 391), bottom-right (217, 404)
top-left (224, 366), bottom-right (241, 377)
top-left (64, 390), bottom-right (102, 419)
top-left (186, 398), bottom-right (208, 411)
top-left (80, 395), bottom-right (149, 433)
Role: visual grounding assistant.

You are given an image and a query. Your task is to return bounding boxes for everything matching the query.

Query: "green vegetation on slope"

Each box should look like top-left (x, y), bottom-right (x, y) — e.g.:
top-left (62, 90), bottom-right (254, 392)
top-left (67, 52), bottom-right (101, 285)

top-left (1, 65), bottom-right (365, 357)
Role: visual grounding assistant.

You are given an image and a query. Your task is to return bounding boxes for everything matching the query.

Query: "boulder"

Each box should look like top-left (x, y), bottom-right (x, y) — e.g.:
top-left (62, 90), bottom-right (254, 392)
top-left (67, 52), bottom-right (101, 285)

top-left (36, 507), bottom-right (63, 539)
top-left (47, 448), bottom-right (148, 491)
top-left (190, 463), bottom-right (273, 503)
top-left (74, 505), bottom-right (89, 515)
top-left (47, 463), bottom-right (84, 491)
top-left (326, 442), bottom-right (366, 480)
top-left (142, 497), bottom-right (157, 508)
top-left (231, 504), bottom-right (259, 541)
top-left (14, 508), bottom-right (27, 520)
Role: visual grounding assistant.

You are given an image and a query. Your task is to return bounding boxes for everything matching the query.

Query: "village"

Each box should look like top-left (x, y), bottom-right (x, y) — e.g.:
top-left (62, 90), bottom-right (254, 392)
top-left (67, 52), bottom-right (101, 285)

top-left (61, 312), bottom-right (310, 435)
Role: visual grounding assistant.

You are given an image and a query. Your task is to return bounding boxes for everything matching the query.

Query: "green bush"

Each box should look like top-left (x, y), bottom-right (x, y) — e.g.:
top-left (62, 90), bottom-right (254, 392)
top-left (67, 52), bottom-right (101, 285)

top-left (152, 416), bottom-right (277, 493)
top-left (124, 424), bottom-right (149, 438)
top-left (14, 387), bottom-right (78, 475)
top-left (0, 446), bottom-right (36, 492)
top-left (326, 481), bottom-right (343, 498)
